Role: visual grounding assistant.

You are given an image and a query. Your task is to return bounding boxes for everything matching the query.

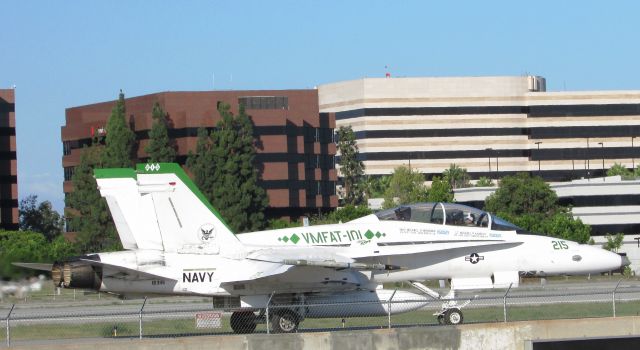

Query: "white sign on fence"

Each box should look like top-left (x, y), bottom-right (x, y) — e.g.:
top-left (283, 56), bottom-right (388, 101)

top-left (195, 311), bottom-right (222, 328)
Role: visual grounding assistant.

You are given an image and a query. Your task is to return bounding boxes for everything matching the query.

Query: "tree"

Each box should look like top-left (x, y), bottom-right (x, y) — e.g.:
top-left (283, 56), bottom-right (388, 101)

top-left (0, 230), bottom-right (77, 280)
top-left (0, 230), bottom-right (49, 279)
top-left (443, 164), bottom-right (471, 189)
top-left (475, 176), bottom-right (494, 187)
top-left (427, 176), bottom-right (454, 202)
top-left (607, 163), bottom-right (633, 179)
top-left (145, 102), bottom-right (176, 162)
top-left (310, 205), bottom-right (372, 225)
top-left (19, 195), bottom-right (64, 241)
top-left (382, 166), bottom-right (428, 208)
top-left (539, 213), bottom-right (591, 244)
top-left (337, 126), bottom-right (366, 205)
top-left (364, 175), bottom-right (390, 198)
top-left (484, 173), bottom-right (559, 219)
top-left (603, 233), bottom-right (624, 252)
top-left (267, 218), bottom-right (300, 229)
top-left (484, 173), bottom-right (591, 243)
top-left (66, 144), bottom-right (120, 253)
top-left (188, 103), bottom-right (268, 233)
top-left (102, 90), bottom-right (136, 168)
top-left (187, 127), bottom-right (215, 195)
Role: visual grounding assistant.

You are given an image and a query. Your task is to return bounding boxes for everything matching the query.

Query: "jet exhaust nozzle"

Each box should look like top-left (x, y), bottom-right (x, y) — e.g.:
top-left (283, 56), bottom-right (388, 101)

top-left (53, 256), bottom-right (103, 290)
top-left (52, 261), bottom-right (63, 287)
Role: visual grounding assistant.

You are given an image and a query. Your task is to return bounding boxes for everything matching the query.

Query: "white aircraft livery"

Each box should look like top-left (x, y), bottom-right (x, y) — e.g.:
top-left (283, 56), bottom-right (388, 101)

top-left (15, 163), bottom-right (630, 333)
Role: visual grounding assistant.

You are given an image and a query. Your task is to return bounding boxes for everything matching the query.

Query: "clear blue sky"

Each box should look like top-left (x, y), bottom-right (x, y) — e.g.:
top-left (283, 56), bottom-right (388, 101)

top-left (2, 1), bottom-right (640, 212)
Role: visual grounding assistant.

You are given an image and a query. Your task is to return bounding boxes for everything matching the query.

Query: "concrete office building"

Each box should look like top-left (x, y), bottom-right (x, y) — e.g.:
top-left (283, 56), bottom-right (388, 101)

top-left (62, 90), bottom-right (337, 221)
top-left (0, 88), bottom-right (18, 230)
top-left (318, 76), bottom-right (640, 181)
top-left (319, 76), bottom-right (640, 235)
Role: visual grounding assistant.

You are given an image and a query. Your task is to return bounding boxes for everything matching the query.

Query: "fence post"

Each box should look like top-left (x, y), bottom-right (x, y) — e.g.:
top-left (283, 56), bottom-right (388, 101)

top-left (6, 304), bottom-right (15, 347)
top-left (612, 279), bottom-right (623, 317)
top-left (139, 297), bottom-right (147, 339)
top-left (503, 283), bottom-right (513, 323)
top-left (265, 292), bottom-right (275, 334)
top-left (388, 289), bottom-right (397, 329)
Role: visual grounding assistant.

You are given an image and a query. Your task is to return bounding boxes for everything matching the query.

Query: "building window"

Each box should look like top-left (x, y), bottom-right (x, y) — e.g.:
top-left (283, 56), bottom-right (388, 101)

top-left (238, 96), bottom-right (288, 110)
top-left (64, 167), bottom-right (75, 181)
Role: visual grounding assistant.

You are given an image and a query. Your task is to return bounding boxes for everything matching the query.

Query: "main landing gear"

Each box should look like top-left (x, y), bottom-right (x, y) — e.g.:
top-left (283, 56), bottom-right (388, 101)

top-left (230, 309), bottom-right (301, 334)
top-left (230, 311), bottom-right (257, 334)
top-left (410, 281), bottom-right (472, 325)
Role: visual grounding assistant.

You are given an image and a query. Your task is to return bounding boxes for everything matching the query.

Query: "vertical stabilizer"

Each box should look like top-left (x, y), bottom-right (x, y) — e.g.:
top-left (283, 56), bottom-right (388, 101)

top-left (94, 169), bottom-right (164, 250)
top-left (95, 163), bottom-right (245, 255)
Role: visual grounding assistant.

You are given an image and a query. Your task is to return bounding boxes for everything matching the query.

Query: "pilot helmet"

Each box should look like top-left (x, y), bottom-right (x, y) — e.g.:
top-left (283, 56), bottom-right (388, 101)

top-left (464, 212), bottom-right (474, 222)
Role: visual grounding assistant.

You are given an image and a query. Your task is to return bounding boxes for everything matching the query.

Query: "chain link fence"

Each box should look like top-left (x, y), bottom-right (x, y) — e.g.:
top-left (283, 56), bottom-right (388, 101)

top-left (2, 279), bottom-right (640, 347)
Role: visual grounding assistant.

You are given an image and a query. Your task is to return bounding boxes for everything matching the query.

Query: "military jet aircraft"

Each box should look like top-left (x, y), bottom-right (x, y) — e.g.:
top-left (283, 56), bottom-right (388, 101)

top-left (15, 163), bottom-right (629, 333)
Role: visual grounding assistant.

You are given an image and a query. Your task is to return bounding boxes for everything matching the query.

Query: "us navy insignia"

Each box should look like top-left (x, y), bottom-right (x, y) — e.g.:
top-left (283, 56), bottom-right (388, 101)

top-left (199, 223), bottom-right (216, 242)
top-left (465, 253), bottom-right (484, 264)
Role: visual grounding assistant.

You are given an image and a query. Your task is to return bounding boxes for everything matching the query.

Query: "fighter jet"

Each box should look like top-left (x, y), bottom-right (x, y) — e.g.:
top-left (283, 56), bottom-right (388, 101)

top-left (15, 163), bottom-right (629, 333)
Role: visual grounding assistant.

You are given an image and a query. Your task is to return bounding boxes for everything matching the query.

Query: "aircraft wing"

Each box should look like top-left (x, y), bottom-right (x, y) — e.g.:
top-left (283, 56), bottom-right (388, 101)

top-left (348, 240), bottom-right (522, 259)
top-left (245, 241), bottom-right (523, 272)
top-left (78, 259), bottom-right (176, 281)
top-left (12, 262), bottom-right (53, 271)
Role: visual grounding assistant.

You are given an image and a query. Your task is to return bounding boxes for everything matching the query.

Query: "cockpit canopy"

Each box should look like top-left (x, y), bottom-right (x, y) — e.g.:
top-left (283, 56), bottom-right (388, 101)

top-left (375, 202), bottom-right (522, 232)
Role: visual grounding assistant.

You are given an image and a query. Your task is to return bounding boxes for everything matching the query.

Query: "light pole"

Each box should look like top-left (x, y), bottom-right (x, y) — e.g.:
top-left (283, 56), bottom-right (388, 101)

top-left (486, 148), bottom-right (493, 181)
top-left (535, 141), bottom-right (542, 174)
top-left (586, 138), bottom-right (590, 180)
top-left (598, 142), bottom-right (604, 181)
top-left (632, 136), bottom-right (636, 170)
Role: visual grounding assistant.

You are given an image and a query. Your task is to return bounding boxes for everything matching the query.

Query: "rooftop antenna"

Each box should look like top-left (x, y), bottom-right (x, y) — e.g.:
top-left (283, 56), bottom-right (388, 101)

top-left (212, 73), bottom-right (215, 90)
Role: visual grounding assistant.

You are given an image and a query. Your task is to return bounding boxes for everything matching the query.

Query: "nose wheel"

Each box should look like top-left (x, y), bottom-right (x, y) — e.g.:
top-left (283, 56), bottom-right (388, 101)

top-left (409, 281), bottom-right (471, 326)
top-left (440, 308), bottom-right (463, 325)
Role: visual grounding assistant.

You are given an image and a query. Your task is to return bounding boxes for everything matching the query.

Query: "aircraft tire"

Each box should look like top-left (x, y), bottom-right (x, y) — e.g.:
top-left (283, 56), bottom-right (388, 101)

top-left (444, 308), bottom-right (463, 325)
top-left (230, 311), bottom-right (257, 334)
top-left (270, 310), bottom-right (299, 333)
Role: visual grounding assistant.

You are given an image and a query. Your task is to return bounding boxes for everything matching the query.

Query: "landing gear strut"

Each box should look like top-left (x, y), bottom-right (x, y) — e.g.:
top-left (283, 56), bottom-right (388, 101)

top-left (410, 281), bottom-right (471, 325)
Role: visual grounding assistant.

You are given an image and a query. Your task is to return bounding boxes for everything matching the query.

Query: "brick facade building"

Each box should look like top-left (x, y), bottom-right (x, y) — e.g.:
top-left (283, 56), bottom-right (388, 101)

top-left (62, 90), bottom-right (337, 223)
top-left (0, 88), bottom-right (18, 230)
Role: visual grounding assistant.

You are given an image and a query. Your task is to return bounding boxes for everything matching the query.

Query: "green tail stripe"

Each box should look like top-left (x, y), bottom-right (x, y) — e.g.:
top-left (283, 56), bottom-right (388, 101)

top-left (94, 163), bottom-right (233, 233)
top-left (94, 168), bottom-right (136, 179)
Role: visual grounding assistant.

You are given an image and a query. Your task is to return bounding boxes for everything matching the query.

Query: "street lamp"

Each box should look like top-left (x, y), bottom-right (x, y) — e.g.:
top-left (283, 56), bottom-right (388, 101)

top-left (632, 136), bottom-right (636, 170)
top-left (535, 141), bottom-right (542, 174)
top-left (485, 148), bottom-right (493, 180)
top-left (586, 138), bottom-right (590, 180)
top-left (598, 142), bottom-right (604, 181)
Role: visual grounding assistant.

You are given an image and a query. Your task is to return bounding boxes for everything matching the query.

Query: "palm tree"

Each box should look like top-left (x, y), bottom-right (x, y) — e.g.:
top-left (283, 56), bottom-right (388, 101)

top-left (443, 164), bottom-right (471, 189)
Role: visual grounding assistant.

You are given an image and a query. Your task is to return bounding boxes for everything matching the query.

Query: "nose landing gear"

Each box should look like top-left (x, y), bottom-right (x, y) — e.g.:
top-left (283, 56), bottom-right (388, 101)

top-left (436, 307), bottom-right (464, 325)
top-left (410, 281), bottom-right (472, 325)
